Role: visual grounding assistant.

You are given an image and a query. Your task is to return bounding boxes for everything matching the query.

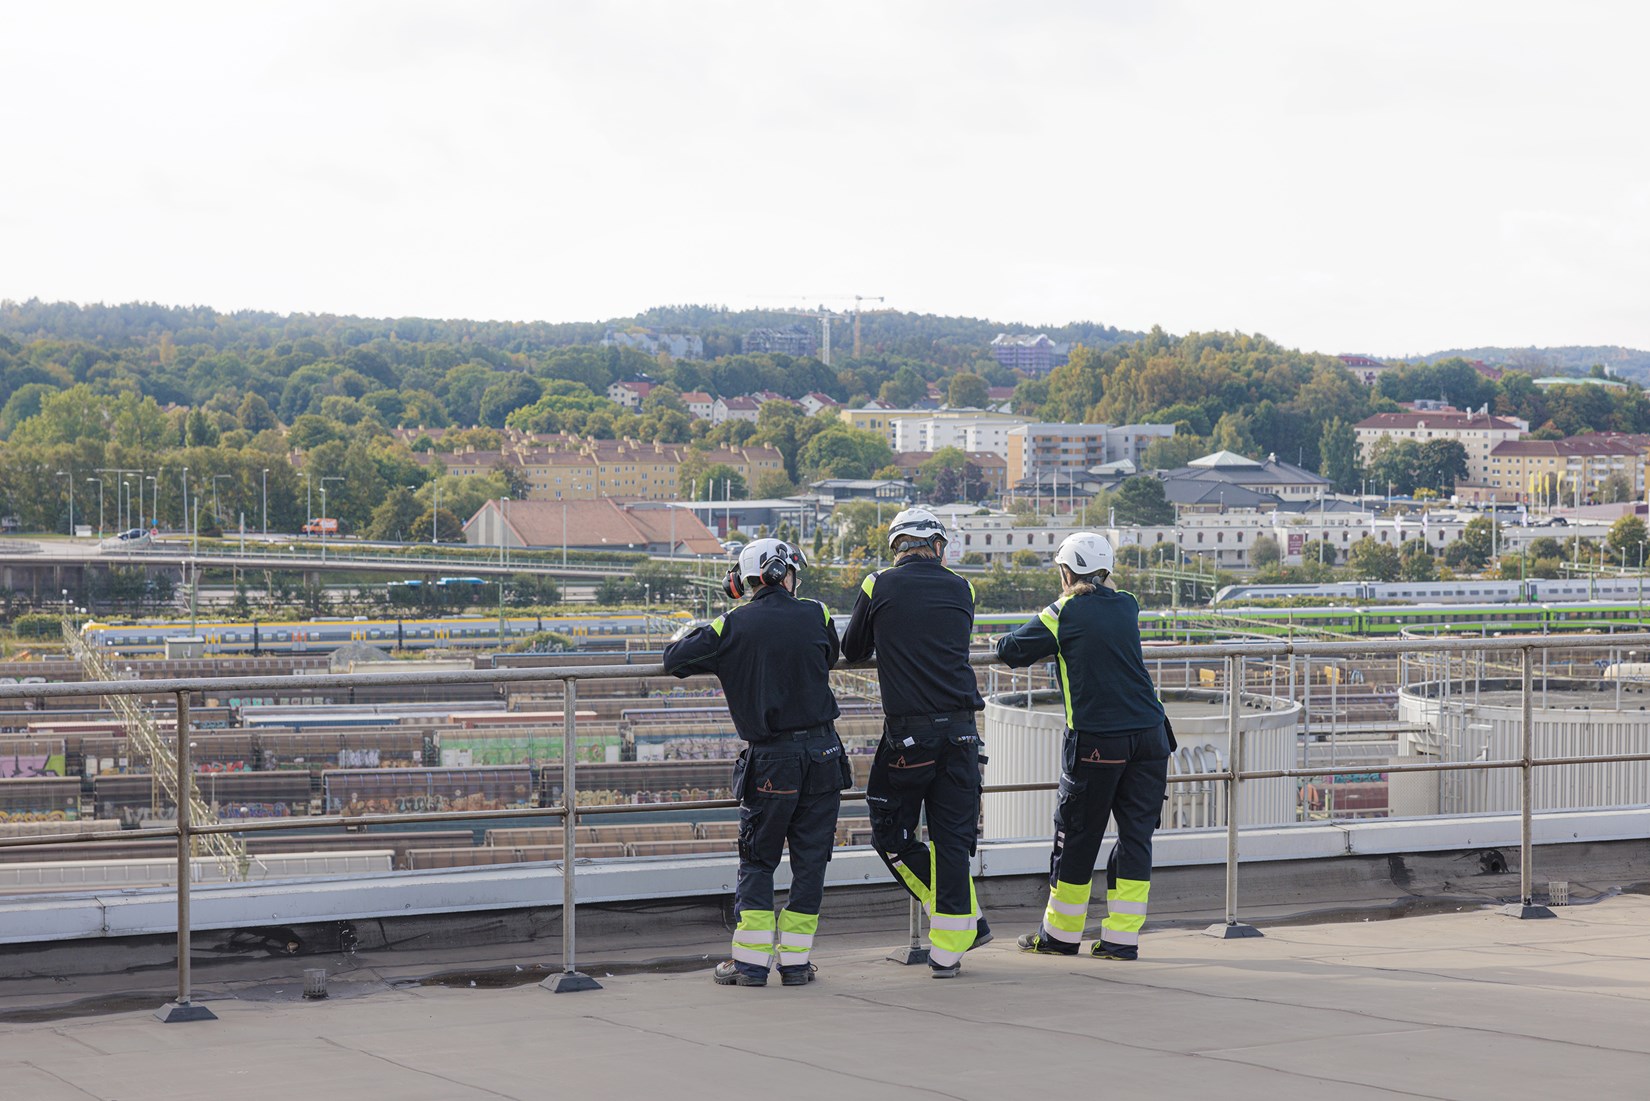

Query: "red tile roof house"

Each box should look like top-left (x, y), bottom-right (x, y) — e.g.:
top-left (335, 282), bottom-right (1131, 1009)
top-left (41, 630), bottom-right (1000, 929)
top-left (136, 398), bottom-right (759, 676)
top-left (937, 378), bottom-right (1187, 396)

top-left (465, 498), bottom-right (723, 556)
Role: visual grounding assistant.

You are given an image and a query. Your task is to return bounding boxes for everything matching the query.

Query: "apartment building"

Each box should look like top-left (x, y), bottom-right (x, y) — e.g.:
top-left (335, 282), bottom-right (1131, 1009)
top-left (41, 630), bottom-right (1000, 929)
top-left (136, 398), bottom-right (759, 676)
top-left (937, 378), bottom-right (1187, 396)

top-left (1354, 410), bottom-right (1525, 485)
top-left (889, 412), bottom-right (1030, 456)
top-left (1005, 423), bottom-right (1175, 483)
top-left (1472, 434), bottom-right (1650, 505)
top-left (989, 333), bottom-right (1064, 374)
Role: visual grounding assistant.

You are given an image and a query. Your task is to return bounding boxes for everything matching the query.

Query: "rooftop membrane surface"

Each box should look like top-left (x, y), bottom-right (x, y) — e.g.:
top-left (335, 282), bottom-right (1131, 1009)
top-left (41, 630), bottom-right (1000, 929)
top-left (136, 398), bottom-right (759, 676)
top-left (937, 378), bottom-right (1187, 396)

top-left (3, 892), bottom-right (1647, 1100)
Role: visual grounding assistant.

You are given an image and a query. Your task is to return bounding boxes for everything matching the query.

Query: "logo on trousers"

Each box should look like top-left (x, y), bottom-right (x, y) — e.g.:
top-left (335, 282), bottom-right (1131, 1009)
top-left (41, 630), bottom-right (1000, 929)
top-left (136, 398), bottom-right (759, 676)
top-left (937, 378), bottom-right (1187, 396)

top-left (757, 778), bottom-right (798, 795)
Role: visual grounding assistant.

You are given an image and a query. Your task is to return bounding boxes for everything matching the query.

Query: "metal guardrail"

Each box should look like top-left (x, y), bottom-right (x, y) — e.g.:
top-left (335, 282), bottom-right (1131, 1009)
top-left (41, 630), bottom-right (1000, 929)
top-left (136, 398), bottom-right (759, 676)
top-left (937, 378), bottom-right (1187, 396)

top-left (5, 632), bottom-right (1650, 1016)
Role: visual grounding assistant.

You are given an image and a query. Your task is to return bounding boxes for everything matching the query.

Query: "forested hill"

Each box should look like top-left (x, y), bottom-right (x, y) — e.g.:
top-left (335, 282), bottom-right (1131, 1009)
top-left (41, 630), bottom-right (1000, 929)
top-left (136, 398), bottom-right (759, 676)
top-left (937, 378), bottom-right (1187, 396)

top-left (1416, 345), bottom-right (1650, 380)
top-left (0, 299), bottom-right (1141, 370)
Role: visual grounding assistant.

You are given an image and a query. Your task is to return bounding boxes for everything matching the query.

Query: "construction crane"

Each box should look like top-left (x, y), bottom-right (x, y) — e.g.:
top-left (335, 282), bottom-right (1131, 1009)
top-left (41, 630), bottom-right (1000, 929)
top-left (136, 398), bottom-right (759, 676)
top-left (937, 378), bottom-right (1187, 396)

top-left (777, 294), bottom-right (886, 365)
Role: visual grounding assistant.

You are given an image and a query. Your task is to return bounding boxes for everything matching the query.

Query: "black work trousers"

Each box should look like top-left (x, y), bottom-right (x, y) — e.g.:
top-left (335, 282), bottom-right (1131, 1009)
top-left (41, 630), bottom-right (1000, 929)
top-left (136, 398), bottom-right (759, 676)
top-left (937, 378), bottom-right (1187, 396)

top-left (1050, 722), bottom-right (1170, 891)
top-left (865, 712), bottom-right (983, 922)
top-left (733, 730), bottom-right (849, 918)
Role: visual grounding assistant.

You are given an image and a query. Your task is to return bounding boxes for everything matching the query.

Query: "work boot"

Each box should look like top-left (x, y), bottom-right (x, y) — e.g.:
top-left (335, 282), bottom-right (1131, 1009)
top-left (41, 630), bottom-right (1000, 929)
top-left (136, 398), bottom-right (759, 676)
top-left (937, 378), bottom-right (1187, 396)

top-left (1016, 931), bottom-right (1078, 956)
top-left (779, 963), bottom-right (817, 986)
top-left (929, 960), bottom-right (961, 978)
top-left (969, 916), bottom-right (993, 950)
top-left (1089, 940), bottom-right (1138, 961)
top-left (713, 960), bottom-right (767, 987)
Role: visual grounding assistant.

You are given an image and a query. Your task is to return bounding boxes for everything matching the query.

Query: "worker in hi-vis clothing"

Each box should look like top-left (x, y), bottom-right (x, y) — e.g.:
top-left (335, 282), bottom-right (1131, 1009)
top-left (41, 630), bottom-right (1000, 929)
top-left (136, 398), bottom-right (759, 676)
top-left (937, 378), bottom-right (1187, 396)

top-left (995, 532), bottom-right (1174, 960)
top-left (663, 539), bottom-right (849, 987)
top-left (842, 508), bottom-right (991, 978)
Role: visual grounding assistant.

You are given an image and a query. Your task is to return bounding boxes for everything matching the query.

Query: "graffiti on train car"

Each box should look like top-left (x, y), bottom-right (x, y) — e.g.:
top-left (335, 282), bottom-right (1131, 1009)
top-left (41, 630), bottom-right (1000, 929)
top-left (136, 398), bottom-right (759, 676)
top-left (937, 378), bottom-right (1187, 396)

top-left (1, 753), bottom-right (67, 777)
top-left (212, 802), bottom-right (293, 819)
top-left (0, 810), bottom-right (75, 822)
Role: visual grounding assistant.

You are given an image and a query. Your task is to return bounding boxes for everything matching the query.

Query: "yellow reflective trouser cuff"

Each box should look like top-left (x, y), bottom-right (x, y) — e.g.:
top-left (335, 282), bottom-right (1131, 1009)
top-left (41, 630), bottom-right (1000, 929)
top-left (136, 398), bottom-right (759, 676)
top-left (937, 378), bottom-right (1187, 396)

top-left (1100, 877), bottom-right (1149, 946)
top-left (1043, 878), bottom-right (1091, 943)
top-left (776, 909), bottom-right (819, 966)
top-left (892, 841), bottom-right (936, 908)
top-left (928, 877), bottom-right (980, 967)
top-left (732, 908), bottom-right (776, 969)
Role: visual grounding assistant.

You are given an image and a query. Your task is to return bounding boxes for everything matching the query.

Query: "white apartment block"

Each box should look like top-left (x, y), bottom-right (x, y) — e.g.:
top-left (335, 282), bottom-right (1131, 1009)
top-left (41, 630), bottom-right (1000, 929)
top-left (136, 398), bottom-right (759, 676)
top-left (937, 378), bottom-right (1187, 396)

top-left (1353, 411), bottom-right (1525, 486)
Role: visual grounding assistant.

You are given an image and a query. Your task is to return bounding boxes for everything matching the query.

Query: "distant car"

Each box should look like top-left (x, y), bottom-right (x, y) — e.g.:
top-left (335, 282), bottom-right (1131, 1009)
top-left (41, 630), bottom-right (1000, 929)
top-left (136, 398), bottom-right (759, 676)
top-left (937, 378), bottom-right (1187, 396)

top-left (721, 540), bottom-right (745, 557)
top-left (114, 528), bottom-right (145, 541)
top-left (1548, 516), bottom-right (1569, 527)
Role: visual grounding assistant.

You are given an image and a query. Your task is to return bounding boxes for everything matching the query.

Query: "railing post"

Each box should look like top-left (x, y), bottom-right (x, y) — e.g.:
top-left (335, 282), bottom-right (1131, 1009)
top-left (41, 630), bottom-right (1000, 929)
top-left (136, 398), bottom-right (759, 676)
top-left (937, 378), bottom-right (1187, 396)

top-left (1207, 655), bottom-right (1261, 939)
top-left (156, 690), bottom-right (215, 1022)
top-left (543, 676), bottom-right (601, 991)
top-left (1504, 646), bottom-right (1554, 919)
top-left (887, 895), bottom-right (930, 965)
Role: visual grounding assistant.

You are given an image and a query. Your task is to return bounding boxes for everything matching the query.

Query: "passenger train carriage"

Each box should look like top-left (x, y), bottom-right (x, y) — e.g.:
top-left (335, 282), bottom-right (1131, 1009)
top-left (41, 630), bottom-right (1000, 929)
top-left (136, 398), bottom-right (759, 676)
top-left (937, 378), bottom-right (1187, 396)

top-left (79, 612), bottom-right (690, 657)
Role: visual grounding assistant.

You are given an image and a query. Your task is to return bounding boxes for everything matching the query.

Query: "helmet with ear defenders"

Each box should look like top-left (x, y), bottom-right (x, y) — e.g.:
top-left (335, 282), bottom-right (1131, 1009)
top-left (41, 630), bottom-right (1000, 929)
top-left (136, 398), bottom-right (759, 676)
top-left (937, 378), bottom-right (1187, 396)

top-left (728, 538), bottom-right (806, 598)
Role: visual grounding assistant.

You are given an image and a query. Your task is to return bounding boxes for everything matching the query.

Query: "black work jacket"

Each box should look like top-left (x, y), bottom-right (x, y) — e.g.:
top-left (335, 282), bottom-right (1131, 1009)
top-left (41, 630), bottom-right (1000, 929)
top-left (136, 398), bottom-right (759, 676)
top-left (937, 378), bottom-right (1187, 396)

top-left (842, 556), bottom-right (984, 719)
top-left (995, 586), bottom-right (1165, 734)
top-left (662, 584), bottom-right (841, 743)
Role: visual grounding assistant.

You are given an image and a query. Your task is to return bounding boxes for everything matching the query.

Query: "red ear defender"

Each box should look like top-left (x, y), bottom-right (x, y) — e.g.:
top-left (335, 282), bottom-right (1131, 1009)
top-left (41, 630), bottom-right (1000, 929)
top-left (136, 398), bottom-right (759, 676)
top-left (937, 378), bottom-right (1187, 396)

top-left (724, 568), bottom-right (745, 600)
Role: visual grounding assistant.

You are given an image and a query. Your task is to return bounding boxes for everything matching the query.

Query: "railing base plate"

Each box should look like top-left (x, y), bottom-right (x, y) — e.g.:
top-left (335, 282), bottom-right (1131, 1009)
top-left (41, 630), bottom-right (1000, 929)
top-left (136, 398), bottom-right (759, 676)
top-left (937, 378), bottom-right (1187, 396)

top-left (155, 1001), bottom-right (217, 1023)
top-left (1500, 903), bottom-right (1557, 920)
top-left (540, 971), bottom-right (602, 993)
top-left (887, 945), bottom-right (931, 965)
top-left (1203, 922), bottom-right (1265, 939)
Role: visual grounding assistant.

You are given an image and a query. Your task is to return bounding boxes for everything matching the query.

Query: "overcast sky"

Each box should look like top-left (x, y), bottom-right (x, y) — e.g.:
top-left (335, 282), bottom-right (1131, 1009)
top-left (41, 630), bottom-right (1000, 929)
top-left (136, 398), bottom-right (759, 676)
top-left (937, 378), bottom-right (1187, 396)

top-left (3, 1), bottom-right (1646, 357)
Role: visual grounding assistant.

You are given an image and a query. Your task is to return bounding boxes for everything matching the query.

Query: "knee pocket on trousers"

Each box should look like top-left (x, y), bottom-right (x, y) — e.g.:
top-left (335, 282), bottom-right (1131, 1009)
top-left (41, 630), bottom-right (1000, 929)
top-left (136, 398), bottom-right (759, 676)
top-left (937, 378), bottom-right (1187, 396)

top-left (866, 793), bottom-right (905, 850)
top-left (1054, 772), bottom-right (1087, 835)
top-left (737, 803), bottom-right (773, 864)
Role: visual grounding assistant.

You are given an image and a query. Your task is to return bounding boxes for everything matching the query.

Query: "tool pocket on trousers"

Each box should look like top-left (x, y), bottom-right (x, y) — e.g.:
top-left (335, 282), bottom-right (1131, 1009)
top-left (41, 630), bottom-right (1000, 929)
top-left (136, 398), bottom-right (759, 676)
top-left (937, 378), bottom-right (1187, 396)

top-left (866, 793), bottom-right (903, 848)
top-left (1054, 772), bottom-right (1087, 834)
top-left (729, 749), bottom-right (749, 801)
top-left (747, 752), bottom-right (801, 798)
top-left (1072, 730), bottom-right (1130, 770)
top-left (806, 742), bottom-right (851, 794)
top-left (737, 803), bottom-right (763, 862)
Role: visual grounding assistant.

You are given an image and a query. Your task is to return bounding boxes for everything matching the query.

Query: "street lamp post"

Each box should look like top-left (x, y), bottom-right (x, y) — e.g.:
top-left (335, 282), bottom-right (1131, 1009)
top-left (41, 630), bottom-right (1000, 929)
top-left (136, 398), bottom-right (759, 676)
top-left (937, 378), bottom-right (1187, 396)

top-left (87, 478), bottom-right (104, 538)
top-left (145, 475), bottom-right (157, 532)
top-left (319, 476), bottom-right (344, 561)
top-left (55, 470), bottom-right (74, 537)
top-left (261, 468), bottom-right (269, 536)
top-left (181, 466), bottom-right (190, 535)
top-left (212, 474), bottom-right (231, 530)
top-left (433, 482), bottom-right (441, 546)
top-left (122, 481), bottom-right (133, 535)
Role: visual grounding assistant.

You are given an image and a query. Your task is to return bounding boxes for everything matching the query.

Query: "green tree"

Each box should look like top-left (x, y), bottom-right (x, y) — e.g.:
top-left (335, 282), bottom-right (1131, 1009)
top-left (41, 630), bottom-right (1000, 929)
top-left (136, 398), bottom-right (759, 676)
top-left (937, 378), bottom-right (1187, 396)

top-left (1456, 515), bottom-right (1497, 568)
top-left (1319, 416), bottom-right (1358, 493)
top-left (236, 392), bottom-right (279, 433)
top-left (1399, 541), bottom-right (1437, 581)
top-left (1300, 539), bottom-right (1337, 567)
top-left (365, 487), bottom-right (423, 542)
top-left (798, 423), bottom-right (894, 481)
top-left (685, 463), bottom-right (747, 501)
top-left (478, 374), bottom-right (544, 428)
top-left (750, 470), bottom-right (796, 498)
top-left (414, 506), bottom-right (465, 542)
top-left (1348, 536), bottom-right (1401, 581)
top-left (1250, 534), bottom-right (1280, 568)
top-left (1365, 437), bottom-right (1420, 496)
top-left (1414, 439), bottom-right (1468, 493)
top-left (946, 373), bottom-right (990, 409)
top-left (1607, 514), bottom-right (1648, 563)
top-left (1085, 477), bottom-right (1176, 526)
top-left (1599, 472), bottom-right (1634, 504)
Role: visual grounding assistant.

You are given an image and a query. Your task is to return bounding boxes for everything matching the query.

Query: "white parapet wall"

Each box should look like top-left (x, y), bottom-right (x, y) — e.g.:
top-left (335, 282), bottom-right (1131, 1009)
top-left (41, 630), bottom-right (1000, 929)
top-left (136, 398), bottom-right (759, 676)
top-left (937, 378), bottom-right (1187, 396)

top-left (1398, 677), bottom-right (1650, 814)
top-left (981, 688), bottom-right (1302, 842)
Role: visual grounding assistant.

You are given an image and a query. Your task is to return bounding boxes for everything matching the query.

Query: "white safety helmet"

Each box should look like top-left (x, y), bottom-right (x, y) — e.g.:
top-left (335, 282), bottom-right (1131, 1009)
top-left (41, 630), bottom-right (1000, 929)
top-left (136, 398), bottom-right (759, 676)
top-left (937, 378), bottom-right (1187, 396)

top-left (1054, 531), bottom-right (1114, 577)
top-left (736, 538), bottom-right (807, 588)
top-left (886, 507), bottom-right (947, 549)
